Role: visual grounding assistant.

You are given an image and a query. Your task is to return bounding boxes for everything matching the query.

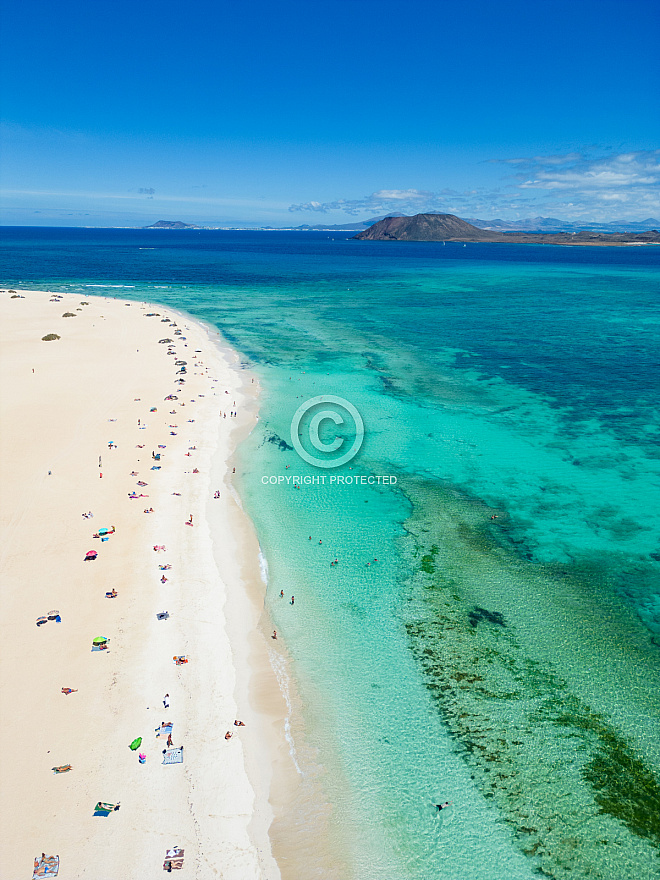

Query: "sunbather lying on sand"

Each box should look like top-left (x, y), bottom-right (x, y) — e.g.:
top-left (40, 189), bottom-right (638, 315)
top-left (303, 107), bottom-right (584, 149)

top-left (61, 688), bottom-right (78, 695)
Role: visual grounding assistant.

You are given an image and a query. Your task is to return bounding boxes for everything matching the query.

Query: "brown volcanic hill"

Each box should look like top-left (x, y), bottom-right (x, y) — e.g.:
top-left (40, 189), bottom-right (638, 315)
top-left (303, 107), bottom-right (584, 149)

top-left (353, 213), bottom-right (499, 241)
top-left (353, 213), bottom-right (660, 246)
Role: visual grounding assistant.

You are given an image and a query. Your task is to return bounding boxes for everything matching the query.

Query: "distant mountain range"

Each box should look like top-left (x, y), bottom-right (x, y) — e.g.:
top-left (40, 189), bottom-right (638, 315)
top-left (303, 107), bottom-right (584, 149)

top-left (143, 215), bottom-right (660, 234)
top-left (298, 214), bottom-right (660, 233)
top-left (466, 216), bottom-right (660, 234)
top-left (353, 214), bottom-right (660, 247)
top-left (143, 220), bottom-right (199, 229)
top-left (291, 214), bottom-right (406, 231)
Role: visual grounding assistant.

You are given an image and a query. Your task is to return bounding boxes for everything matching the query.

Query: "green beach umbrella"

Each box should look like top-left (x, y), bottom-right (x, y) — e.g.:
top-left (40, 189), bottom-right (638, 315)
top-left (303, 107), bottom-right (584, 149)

top-left (129, 737), bottom-right (142, 751)
top-left (92, 636), bottom-right (108, 645)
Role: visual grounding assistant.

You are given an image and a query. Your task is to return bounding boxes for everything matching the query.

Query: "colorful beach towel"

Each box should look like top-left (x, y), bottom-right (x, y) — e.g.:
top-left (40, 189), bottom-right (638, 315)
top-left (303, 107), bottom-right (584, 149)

top-left (156, 722), bottom-right (173, 738)
top-left (33, 854), bottom-right (59, 877)
top-left (162, 747), bottom-right (183, 765)
top-left (163, 847), bottom-right (184, 871)
top-left (94, 801), bottom-right (120, 815)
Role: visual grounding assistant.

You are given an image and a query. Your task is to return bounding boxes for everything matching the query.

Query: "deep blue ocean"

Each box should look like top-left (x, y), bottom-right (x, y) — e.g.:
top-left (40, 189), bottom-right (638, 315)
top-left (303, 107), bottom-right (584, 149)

top-left (2, 227), bottom-right (659, 879)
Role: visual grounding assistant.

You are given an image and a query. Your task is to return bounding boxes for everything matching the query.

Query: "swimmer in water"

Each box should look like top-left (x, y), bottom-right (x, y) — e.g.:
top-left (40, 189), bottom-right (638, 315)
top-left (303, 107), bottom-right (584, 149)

top-left (434, 801), bottom-right (452, 812)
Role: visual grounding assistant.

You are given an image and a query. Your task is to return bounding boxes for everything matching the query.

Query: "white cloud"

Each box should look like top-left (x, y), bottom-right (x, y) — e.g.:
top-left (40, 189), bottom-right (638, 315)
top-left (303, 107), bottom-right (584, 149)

top-left (289, 150), bottom-right (660, 221)
top-left (289, 188), bottom-right (454, 216)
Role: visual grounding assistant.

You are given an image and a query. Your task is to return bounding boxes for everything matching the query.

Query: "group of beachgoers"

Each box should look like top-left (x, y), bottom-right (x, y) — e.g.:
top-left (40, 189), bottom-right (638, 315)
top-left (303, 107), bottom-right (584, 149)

top-left (38, 319), bottom-right (251, 868)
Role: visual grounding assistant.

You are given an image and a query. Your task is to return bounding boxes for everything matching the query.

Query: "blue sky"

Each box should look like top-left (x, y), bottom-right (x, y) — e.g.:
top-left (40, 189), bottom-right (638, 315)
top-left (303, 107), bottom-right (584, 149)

top-left (1, 0), bottom-right (658, 226)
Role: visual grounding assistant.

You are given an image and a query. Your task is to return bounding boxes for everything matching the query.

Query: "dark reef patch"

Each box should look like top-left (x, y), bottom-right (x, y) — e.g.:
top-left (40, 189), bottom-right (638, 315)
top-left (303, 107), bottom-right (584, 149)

top-left (264, 431), bottom-right (293, 451)
top-left (468, 606), bottom-right (506, 628)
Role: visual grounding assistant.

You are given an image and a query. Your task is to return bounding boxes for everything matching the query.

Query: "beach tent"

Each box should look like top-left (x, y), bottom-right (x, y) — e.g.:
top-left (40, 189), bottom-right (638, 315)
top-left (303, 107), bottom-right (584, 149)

top-left (33, 854), bottom-right (59, 877)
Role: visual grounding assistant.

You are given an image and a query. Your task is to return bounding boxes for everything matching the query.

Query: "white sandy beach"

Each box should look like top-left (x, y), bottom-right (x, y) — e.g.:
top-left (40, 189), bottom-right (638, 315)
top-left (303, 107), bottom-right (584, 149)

top-left (0, 289), bottom-right (292, 879)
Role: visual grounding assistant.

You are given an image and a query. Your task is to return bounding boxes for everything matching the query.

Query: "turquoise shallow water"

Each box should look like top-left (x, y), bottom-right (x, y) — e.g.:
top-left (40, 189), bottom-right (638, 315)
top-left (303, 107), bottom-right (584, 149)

top-left (2, 229), bottom-right (660, 878)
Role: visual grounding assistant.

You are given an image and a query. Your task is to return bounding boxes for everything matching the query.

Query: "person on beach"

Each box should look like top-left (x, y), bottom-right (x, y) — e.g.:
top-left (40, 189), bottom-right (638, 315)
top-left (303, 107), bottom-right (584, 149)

top-left (291, 596), bottom-right (295, 605)
top-left (272, 630), bottom-right (277, 639)
top-left (161, 575), bottom-right (168, 583)
top-left (225, 731), bottom-right (232, 740)
top-left (167, 733), bottom-right (173, 747)
top-left (234, 720), bottom-right (245, 727)
top-left (61, 688), bottom-right (77, 695)
top-left (280, 590), bottom-right (284, 598)
top-left (163, 694), bottom-right (170, 708)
